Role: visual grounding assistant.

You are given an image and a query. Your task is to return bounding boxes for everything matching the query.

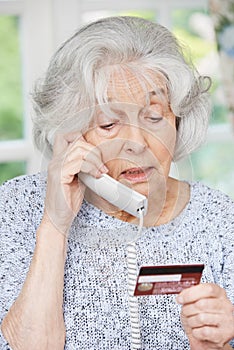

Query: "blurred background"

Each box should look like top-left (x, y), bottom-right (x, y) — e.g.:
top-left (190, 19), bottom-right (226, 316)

top-left (0, 0), bottom-right (234, 198)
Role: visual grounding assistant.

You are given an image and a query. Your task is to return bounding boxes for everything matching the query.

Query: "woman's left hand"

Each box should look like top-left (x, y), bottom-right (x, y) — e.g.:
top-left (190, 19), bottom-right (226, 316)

top-left (177, 283), bottom-right (234, 350)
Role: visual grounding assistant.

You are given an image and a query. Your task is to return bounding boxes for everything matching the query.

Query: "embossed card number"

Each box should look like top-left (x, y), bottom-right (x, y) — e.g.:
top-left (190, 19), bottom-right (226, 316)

top-left (134, 264), bottom-right (204, 296)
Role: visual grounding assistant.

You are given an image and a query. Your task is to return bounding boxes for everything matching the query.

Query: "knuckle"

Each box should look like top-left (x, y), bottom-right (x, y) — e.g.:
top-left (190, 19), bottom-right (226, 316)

top-left (181, 307), bottom-right (189, 317)
top-left (206, 283), bottom-right (216, 296)
top-left (197, 312), bottom-right (206, 324)
top-left (196, 298), bottom-right (207, 310)
top-left (200, 326), bottom-right (212, 338)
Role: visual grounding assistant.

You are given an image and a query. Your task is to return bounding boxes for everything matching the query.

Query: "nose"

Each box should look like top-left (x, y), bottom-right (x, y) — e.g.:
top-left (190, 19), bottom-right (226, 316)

top-left (122, 124), bottom-right (147, 155)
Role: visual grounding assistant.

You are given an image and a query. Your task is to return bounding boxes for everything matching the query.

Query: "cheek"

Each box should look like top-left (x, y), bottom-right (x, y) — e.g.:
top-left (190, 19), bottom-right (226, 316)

top-left (149, 127), bottom-right (176, 165)
top-left (84, 130), bottom-right (123, 164)
top-left (151, 141), bottom-right (171, 163)
top-left (84, 129), bottom-right (116, 154)
top-left (99, 139), bottom-right (124, 164)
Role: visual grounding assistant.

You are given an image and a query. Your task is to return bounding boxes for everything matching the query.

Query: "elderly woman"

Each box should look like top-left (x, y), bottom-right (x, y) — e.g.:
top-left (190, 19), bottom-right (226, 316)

top-left (0, 16), bottom-right (234, 350)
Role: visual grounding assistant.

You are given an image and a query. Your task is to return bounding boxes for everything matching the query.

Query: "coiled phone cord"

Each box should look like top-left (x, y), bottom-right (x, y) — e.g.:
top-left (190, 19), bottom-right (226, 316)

top-left (127, 209), bottom-right (144, 350)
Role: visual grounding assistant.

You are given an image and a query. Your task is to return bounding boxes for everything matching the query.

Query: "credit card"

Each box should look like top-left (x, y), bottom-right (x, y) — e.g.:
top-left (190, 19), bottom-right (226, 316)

top-left (134, 264), bottom-right (204, 296)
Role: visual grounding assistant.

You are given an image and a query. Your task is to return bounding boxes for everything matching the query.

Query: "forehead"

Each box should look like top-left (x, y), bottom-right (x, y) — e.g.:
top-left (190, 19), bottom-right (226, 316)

top-left (107, 68), bottom-right (168, 105)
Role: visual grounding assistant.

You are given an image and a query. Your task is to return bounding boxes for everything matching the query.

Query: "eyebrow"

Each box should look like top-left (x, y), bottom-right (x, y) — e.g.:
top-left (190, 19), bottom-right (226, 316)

top-left (107, 88), bottom-right (166, 104)
top-left (96, 88), bottom-right (166, 120)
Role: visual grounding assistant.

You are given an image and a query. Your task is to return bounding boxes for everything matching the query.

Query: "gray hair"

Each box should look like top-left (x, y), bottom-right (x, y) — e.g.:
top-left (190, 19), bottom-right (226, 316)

top-left (32, 16), bottom-right (211, 160)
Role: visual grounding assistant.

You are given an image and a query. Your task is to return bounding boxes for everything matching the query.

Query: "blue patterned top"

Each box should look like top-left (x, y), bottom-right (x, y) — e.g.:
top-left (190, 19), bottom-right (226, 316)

top-left (0, 173), bottom-right (234, 349)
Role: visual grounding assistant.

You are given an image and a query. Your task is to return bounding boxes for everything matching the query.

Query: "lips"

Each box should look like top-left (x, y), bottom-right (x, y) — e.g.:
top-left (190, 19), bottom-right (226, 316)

top-left (119, 167), bottom-right (154, 183)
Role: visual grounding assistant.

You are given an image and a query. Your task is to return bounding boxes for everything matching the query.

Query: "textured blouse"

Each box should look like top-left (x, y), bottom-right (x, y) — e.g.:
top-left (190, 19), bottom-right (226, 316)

top-left (0, 173), bottom-right (234, 349)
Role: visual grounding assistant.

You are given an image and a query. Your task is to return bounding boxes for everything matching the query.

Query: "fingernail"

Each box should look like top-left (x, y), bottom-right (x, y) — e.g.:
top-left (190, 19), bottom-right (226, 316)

top-left (101, 165), bottom-right (109, 173)
top-left (176, 295), bottom-right (184, 304)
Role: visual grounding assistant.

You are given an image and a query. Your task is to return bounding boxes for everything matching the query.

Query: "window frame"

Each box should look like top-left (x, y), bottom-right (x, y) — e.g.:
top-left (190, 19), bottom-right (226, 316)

top-left (0, 0), bottom-right (232, 177)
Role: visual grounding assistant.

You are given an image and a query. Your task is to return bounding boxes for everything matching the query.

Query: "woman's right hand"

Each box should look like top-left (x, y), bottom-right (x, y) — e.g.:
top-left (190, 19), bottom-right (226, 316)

top-left (44, 131), bottom-right (108, 236)
top-left (1, 131), bottom-right (108, 350)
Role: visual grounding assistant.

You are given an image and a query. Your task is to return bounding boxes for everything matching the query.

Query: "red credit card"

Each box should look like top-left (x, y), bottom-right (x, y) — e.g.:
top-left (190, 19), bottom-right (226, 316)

top-left (134, 264), bottom-right (204, 296)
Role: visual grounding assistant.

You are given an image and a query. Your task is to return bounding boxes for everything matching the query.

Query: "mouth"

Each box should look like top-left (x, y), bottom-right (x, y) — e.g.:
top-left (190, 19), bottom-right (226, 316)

top-left (119, 167), bottom-right (154, 183)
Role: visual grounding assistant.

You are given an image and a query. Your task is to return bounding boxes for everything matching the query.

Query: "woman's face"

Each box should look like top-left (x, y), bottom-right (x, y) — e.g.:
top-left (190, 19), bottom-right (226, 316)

top-left (84, 71), bottom-right (176, 199)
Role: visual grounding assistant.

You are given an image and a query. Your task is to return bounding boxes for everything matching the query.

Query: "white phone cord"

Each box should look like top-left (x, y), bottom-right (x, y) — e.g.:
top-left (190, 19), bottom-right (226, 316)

top-left (127, 209), bottom-right (144, 350)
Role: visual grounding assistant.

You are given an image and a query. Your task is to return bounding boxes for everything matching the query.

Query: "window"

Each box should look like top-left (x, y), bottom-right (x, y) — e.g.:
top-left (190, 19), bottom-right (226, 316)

top-left (170, 6), bottom-right (234, 198)
top-left (0, 0), bottom-right (54, 184)
top-left (0, 14), bottom-right (26, 181)
top-left (0, 0), bottom-right (233, 198)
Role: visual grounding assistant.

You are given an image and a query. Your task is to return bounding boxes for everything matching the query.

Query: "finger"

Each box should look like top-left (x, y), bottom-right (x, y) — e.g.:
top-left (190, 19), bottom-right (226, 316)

top-left (176, 283), bottom-right (226, 305)
top-left (61, 148), bottom-right (108, 181)
top-left (64, 144), bottom-right (107, 170)
top-left (184, 312), bottom-right (221, 328)
top-left (64, 140), bottom-right (108, 176)
top-left (79, 160), bottom-right (106, 178)
top-left (52, 131), bottom-right (85, 156)
top-left (61, 158), bottom-right (105, 183)
top-left (63, 130), bottom-right (103, 162)
top-left (191, 325), bottom-right (228, 345)
top-left (181, 298), bottom-right (227, 316)
top-left (66, 142), bottom-right (104, 168)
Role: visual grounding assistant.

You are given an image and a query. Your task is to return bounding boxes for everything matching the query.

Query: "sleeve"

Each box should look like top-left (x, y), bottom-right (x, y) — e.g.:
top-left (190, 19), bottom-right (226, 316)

top-left (0, 176), bottom-right (41, 348)
top-left (215, 194), bottom-right (234, 348)
top-left (201, 186), bottom-right (234, 348)
top-left (222, 209), bottom-right (234, 348)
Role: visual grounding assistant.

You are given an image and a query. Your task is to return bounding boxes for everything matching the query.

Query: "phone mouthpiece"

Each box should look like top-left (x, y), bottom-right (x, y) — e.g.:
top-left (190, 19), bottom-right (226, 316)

top-left (78, 173), bottom-right (148, 218)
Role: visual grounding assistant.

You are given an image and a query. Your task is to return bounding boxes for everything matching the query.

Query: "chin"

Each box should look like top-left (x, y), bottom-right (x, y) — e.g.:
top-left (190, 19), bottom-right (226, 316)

top-left (138, 174), bottom-right (167, 196)
top-left (129, 181), bottom-right (150, 198)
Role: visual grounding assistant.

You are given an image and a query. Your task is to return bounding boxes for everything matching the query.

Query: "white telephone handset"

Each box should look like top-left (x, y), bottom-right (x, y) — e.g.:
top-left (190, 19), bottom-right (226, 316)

top-left (78, 173), bottom-right (148, 218)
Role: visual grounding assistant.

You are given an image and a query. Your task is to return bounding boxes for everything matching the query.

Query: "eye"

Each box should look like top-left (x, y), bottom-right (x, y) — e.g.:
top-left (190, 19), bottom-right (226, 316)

top-left (99, 122), bottom-right (117, 130)
top-left (141, 109), bottom-right (163, 123)
top-left (97, 109), bottom-right (124, 131)
top-left (146, 115), bottom-right (163, 123)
